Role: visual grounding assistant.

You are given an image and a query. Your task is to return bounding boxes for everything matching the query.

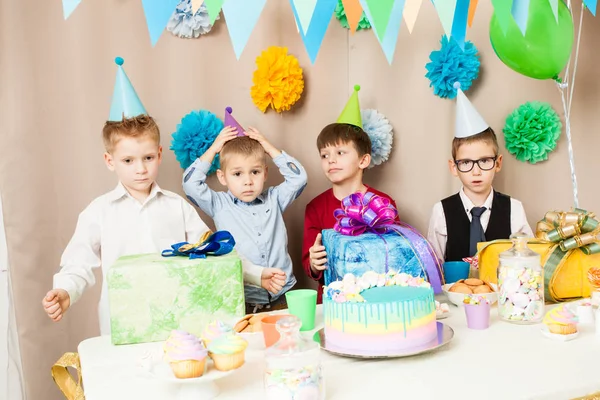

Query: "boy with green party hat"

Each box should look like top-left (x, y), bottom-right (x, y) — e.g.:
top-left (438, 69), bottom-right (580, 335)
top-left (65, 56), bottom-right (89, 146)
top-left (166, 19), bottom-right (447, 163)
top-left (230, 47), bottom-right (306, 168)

top-left (42, 58), bottom-right (283, 334)
top-left (301, 85), bottom-right (398, 303)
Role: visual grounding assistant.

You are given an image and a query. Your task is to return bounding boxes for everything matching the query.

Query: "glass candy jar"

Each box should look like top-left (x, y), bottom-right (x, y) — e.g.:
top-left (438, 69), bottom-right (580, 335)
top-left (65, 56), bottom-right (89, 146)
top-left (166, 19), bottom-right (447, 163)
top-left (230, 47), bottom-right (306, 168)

top-left (497, 233), bottom-right (544, 324)
top-left (264, 315), bottom-right (325, 400)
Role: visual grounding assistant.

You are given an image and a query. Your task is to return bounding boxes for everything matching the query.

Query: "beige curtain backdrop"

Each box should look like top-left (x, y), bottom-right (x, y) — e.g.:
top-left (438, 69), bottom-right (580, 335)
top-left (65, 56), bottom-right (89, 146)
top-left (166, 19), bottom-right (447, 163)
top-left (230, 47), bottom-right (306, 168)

top-left (1, 0), bottom-right (599, 398)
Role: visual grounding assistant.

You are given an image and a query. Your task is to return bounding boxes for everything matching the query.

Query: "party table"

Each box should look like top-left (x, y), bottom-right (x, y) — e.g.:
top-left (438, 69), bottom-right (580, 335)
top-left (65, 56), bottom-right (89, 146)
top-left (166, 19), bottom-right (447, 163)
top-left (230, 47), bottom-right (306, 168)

top-left (78, 301), bottom-right (600, 400)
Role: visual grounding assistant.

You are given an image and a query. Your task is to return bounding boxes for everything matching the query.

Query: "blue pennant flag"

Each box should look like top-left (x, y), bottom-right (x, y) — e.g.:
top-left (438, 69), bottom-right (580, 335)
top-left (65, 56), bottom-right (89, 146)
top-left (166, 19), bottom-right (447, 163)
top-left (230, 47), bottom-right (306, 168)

top-left (62, 0), bottom-right (82, 19)
top-left (290, 0), bottom-right (337, 64)
top-left (141, 0), bottom-right (180, 46)
top-left (222, 0), bottom-right (267, 59)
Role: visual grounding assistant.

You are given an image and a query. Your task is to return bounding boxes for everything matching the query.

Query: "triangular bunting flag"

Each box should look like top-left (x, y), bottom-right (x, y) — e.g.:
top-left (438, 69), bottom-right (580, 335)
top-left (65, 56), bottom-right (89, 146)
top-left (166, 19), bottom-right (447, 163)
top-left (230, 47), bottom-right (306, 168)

top-left (548, 0), bottom-right (559, 21)
top-left (467, 0), bottom-right (479, 27)
top-left (451, 0), bottom-right (470, 50)
top-left (361, 0), bottom-right (405, 64)
top-left (511, 0), bottom-right (530, 35)
top-left (191, 0), bottom-right (203, 14)
top-left (403, 0), bottom-right (422, 33)
top-left (360, 0), bottom-right (396, 42)
top-left (290, 0), bottom-right (337, 64)
top-left (341, 0), bottom-right (364, 33)
top-left (141, 0), bottom-right (179, 46)
top-left (291, 0), bottom-right (318, 35)
top-left (584, 0), bottom-right (597, 16)
top-left (432, 0), bottom-right (458, 38)
top-left (204, 0), bottom-right (225, 24)
top-left (222, 0), bottom-right (267, 59)
top-left (491, 0), bottom-right (515, 35)
top-left (62, 0), bottom-right (82, 20)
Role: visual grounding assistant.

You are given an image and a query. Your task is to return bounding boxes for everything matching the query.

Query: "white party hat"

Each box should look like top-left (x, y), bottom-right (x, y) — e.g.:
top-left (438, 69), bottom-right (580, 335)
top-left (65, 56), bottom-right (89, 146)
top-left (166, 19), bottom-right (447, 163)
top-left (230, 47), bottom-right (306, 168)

top-left (454, 82), bottom-right (489, 138)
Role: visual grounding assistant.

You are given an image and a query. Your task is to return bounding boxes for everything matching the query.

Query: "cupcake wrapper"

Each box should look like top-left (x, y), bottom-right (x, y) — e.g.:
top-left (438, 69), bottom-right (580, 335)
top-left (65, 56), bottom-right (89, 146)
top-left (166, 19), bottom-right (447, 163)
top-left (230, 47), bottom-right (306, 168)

top-left (170, 359), bottom-right (206, 379)
top-left (548, 323), bottom-right (577, 335)
top-left (211, 352), bottom-right (245, 371)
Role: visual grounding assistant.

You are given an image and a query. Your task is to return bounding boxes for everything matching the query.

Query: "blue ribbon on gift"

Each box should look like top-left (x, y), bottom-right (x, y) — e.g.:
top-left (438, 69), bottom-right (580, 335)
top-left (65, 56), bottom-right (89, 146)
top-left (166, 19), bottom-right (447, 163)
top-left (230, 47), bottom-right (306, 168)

top-left (161, 231), bottom-right (236, 259)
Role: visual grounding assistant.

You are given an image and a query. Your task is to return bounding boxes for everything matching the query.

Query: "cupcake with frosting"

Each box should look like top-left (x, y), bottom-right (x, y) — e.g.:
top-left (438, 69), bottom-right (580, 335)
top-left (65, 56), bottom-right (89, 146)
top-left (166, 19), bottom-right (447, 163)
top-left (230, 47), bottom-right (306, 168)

top-left (164, 330), bottom-right (208, 379)
top-left (201, 320), bottom-right (233, 347)
top-left (207, 333), bottom-right (248, 371)
top-left (543, 305), bottom-right (579, 335)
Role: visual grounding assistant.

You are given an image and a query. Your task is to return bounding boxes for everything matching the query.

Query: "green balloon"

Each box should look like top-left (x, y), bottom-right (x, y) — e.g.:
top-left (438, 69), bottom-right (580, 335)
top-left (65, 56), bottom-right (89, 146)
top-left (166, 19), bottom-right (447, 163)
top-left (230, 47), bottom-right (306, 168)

top-left (490, 0), bottom-right (574, 80)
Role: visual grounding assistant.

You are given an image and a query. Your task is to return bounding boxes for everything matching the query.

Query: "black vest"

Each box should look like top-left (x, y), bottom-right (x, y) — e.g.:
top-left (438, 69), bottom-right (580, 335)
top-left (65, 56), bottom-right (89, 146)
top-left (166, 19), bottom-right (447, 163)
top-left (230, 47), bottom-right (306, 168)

top-left (441, 191), bottom-right (511, 261)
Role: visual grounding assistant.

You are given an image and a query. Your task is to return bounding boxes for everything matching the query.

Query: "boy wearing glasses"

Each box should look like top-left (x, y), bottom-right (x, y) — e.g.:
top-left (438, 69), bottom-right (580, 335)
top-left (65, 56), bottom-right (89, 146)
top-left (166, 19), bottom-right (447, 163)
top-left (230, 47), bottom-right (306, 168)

top-left (427, 86), bottom-right (533, 262)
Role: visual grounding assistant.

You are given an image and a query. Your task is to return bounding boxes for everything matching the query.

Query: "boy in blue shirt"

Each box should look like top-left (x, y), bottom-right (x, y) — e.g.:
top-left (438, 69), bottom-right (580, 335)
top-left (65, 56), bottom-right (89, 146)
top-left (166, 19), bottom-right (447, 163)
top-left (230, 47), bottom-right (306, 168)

top-left (183, 113), bottom-right (307, 313)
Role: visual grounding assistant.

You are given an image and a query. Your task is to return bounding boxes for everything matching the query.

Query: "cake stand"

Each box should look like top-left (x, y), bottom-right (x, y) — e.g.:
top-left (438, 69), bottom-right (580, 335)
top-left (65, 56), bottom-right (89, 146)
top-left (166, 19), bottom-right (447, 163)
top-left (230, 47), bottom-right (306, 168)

top-left (314, 321), bottom-right (454, 359)
top-left (142, 357), bottom-right (235, 400)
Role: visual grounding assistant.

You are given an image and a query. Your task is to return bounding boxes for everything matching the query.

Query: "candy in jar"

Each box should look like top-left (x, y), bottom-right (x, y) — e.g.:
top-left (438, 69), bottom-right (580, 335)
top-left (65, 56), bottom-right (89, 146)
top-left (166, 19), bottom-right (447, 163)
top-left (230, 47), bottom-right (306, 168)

top-left (497, 233), bottom-right (544, 324)
top-left (264, 315), bottom-right (325, 400)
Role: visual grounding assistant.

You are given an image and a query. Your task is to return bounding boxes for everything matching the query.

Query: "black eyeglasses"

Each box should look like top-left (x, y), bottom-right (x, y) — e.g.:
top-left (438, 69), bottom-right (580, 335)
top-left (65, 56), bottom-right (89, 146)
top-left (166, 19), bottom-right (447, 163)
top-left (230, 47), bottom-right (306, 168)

top-left (454, 156), bottom-right (497, 173)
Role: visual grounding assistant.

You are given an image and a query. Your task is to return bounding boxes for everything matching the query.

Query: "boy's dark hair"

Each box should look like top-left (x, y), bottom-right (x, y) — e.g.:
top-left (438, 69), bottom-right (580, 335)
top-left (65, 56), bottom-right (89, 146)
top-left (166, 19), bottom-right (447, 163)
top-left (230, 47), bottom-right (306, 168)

top-left (219, 136), bottom-right (266, 170)
top-left (451, 128), bottom-right (499, 160)
top-left (102, 115), bottom-right (160, 153)
top-left (316, 123), bottom-right (372, 157)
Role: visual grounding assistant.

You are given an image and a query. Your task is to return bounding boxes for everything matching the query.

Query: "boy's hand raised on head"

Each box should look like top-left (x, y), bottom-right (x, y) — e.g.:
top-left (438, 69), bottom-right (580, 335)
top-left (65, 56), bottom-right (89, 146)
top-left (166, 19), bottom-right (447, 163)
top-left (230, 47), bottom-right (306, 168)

top-left (42, 289), bottom-right (71, 322)
top-left (261, 268), bottom-right (287, 295)
top-left (309, 233), bottom-right (328, 275)
top-left (245, 127), bottom-right (281, 158)
top-left (201, 126), bottom-right (239, 163)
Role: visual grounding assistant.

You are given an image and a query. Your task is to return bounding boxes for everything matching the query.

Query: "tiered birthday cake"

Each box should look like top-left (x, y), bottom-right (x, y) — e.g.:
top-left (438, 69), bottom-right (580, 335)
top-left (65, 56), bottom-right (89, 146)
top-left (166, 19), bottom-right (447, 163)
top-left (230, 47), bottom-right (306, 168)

top-left (323, 271), bottom-right (437, 355)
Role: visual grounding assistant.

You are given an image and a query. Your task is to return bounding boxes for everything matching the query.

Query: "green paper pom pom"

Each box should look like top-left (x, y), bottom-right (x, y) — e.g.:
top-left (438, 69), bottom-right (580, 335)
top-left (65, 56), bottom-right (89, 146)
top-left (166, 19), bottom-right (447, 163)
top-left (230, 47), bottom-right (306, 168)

top-left (335, 0), bottom-right (371, 31)
top-left (503, 101), bottom-right (562, 164)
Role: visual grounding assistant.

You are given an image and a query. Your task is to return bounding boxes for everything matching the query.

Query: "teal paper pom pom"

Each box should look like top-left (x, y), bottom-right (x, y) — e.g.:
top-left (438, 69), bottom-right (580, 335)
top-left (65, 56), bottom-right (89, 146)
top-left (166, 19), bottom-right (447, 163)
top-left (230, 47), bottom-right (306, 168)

top-left (425, 35), bottom-right (480, 99)
top-left (503, 102), bottom-right (562, 164)
top-left (170, 110), bottom-right (223, 174)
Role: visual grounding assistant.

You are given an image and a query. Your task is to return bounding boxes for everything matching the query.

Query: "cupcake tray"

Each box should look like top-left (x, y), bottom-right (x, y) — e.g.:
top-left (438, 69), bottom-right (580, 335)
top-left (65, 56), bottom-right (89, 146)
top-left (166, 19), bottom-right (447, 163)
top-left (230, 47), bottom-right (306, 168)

top-left (314, 322), bottom-right (454, 359)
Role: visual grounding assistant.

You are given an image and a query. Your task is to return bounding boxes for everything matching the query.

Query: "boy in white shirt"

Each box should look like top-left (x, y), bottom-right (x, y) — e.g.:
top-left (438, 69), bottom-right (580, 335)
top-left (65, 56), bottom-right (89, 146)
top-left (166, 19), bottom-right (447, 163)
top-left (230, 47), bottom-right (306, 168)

top-left (41, 58), bottom-right (285, 335)
top-left (427, 85), bottom-right (533, 262)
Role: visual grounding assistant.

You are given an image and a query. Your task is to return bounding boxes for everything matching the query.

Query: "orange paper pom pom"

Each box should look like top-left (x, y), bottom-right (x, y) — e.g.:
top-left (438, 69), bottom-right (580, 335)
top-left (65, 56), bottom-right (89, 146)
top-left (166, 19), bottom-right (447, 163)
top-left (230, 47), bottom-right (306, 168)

top-left (251, 46), bottom-right (304, 113)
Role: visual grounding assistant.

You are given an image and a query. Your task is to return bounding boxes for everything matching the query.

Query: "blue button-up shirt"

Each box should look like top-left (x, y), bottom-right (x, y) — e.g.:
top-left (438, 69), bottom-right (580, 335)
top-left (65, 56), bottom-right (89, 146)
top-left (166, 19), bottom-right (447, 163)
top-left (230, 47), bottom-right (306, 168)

top-left (183, 152), bottom-right (307, 304)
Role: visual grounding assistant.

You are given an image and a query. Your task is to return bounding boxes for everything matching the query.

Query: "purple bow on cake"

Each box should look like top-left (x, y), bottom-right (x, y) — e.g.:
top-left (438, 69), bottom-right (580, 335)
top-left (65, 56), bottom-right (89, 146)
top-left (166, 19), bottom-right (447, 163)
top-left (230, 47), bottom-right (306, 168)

top-left (333, 192), bottom-right (444, 294)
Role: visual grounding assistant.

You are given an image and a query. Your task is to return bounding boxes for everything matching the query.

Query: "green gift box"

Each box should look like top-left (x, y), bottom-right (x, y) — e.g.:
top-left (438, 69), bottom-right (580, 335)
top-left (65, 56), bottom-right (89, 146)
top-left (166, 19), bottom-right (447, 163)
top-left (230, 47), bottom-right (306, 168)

top-left (107, 252), bottom-right (245, 345)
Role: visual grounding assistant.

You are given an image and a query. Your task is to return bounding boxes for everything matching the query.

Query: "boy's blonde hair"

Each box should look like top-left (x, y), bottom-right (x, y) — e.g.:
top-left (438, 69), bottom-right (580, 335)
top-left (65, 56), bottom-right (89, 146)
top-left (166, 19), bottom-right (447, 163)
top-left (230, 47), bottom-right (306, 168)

top-left (451, 128), bottom-right (499, 160)
top-left (219, 136), bottom-right (266, 170)
top-left (316, 123), bottom-right (372, 157)
top-left (102, 115), bottom-right (160, 153)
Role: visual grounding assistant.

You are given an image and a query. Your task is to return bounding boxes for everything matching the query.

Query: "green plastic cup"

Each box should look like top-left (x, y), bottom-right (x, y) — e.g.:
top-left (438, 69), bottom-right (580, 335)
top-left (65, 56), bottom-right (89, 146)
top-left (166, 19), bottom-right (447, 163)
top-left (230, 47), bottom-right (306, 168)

top-left (285, 289), bottom-right (317, 331)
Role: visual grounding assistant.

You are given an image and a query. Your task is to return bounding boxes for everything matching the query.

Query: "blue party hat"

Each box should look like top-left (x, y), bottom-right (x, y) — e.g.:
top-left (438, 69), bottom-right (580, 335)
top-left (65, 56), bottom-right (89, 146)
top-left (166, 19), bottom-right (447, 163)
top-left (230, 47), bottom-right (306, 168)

top-left (108, 57), bottom-right (147, 121)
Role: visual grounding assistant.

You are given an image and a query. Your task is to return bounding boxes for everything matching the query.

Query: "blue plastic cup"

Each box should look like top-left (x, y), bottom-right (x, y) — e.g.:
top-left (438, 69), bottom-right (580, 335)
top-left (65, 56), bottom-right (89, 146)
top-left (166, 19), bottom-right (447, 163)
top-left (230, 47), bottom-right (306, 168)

top-left (443, 261), bottom-right (471, 284)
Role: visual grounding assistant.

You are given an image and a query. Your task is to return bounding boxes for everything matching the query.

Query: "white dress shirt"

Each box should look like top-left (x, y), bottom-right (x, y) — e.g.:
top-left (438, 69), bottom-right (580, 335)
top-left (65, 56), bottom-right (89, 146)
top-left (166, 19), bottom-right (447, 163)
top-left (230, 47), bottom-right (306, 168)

top-left (427, 188), bottom-right (534, 262)
top-left (53, 182), bottom-right (262, 335)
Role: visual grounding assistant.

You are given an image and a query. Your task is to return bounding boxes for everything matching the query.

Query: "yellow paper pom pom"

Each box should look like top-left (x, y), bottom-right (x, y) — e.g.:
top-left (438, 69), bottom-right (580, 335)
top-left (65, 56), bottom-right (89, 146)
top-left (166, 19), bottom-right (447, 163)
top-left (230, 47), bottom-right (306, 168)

top-left (251, 46), bottom-right (304, 113)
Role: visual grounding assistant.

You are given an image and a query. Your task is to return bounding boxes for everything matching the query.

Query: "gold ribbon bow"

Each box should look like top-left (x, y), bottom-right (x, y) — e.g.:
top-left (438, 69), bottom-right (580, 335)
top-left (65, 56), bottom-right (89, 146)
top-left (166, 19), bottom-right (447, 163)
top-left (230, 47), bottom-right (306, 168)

top-left (51, 352), bottom-right (85, 400)
top-left (536, 209), bottom-right (600, 255)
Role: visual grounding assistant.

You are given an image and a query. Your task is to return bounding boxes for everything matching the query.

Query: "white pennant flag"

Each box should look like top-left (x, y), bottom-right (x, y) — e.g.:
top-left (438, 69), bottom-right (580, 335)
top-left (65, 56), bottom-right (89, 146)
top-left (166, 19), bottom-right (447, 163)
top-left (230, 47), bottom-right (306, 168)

top-left (192, 0), bottom-right (203, 14)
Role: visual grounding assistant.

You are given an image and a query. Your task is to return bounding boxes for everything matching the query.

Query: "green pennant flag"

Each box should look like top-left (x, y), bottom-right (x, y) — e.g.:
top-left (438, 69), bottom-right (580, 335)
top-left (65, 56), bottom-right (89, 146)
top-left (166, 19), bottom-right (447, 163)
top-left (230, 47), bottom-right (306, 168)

top-left (491, 0), bottom-right (515, 34)
top-left (361, 0), bottom-right (396, 42)
top-left (204, 0), bottom-right (224, 24)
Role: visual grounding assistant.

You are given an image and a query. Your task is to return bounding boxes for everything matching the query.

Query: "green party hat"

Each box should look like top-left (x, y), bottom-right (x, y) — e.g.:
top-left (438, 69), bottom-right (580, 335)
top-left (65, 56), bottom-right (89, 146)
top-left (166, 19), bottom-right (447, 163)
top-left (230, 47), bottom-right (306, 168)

top-left (337, 84), bottom-right (363, 129)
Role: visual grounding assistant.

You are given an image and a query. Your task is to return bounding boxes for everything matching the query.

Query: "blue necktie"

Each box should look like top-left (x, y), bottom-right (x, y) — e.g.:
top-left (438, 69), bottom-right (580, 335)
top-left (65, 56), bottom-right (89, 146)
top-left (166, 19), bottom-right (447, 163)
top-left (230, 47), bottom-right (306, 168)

top-left (469, 207), bottom-right (487, 256)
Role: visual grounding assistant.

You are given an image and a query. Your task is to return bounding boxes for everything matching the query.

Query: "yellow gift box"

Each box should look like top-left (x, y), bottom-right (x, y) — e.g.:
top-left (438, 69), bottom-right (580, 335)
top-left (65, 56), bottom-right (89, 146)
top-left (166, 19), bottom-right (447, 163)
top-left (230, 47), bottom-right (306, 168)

top-left (477, 209), bottom-right (600, 302)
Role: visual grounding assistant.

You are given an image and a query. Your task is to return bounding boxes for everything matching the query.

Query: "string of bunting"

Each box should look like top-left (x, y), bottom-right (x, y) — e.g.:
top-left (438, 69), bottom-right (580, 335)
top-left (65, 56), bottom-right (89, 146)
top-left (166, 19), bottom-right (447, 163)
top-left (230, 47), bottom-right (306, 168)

top-left (61, 1), bottom-right (597, 64)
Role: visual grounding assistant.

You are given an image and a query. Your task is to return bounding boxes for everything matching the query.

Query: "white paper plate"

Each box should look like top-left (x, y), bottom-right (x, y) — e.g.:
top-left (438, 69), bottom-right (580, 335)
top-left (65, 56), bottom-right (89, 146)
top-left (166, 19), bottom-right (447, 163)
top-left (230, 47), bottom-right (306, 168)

top-left (540, 325), bottom-right (579, 342)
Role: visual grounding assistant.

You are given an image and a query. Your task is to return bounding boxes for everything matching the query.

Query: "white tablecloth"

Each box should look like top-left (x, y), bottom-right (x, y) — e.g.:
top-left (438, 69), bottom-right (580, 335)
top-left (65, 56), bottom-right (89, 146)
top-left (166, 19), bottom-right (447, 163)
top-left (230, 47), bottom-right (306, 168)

top-left (79, 301), bottom-right (600, 400)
